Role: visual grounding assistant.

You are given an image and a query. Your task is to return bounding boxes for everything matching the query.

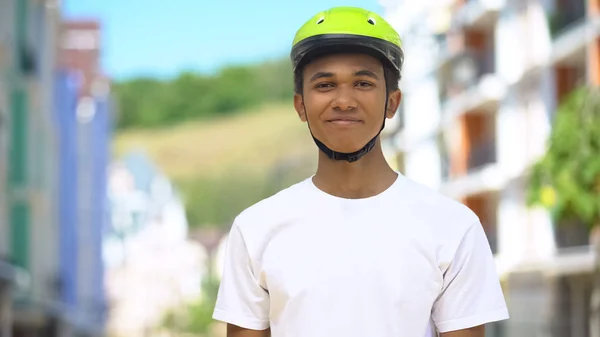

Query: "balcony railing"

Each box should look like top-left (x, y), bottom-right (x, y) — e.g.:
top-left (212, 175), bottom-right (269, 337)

top-left (440, 152), bottom-right (451, 180)
top-left (547, 0), bottom-right (587, 39)
top-left (453, 0), bottom-right (505, 30)
top-left (438, 134), bottom-right (452, 180)
top-left (485, 228), bottom-right (498, 254)
top-left (439, 49), bottom-right (496, 105)
top-left (467, 138), bottom-right (496, 172)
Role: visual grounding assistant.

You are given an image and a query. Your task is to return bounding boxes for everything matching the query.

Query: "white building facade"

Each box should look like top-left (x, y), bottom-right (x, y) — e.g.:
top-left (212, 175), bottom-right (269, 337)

top-left (381, 0), bottom-right (600, 336)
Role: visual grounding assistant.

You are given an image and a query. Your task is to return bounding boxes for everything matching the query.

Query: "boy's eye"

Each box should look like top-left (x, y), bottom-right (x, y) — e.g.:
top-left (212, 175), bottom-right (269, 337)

top-left (316, 83), bottom-right (334, 89)
top-left (356, 81), bottom-right (373, 87)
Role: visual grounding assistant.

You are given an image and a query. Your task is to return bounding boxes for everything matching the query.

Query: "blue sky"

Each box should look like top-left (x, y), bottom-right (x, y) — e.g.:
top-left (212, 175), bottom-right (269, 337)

top-left (64, 0), bottom-right (383, 80)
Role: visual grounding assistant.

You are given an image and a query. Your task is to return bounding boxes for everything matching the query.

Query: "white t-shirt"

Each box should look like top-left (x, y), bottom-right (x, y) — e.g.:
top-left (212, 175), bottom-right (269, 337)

top-left (213, 173), bottom-right (509, 336)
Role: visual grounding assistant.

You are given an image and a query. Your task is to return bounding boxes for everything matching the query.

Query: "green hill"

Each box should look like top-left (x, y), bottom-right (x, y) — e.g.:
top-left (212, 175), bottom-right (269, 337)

top-left (113, 103), bottom-right (316, 181)
top-left (111, 57), bottom-right (308, 228)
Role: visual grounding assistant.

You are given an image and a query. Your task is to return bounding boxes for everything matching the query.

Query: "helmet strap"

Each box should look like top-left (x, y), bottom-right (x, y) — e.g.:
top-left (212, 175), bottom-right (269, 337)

top-left (300, 61), bottom-right (393, 163)
top-left (302, 94), bottom-right (388, 163)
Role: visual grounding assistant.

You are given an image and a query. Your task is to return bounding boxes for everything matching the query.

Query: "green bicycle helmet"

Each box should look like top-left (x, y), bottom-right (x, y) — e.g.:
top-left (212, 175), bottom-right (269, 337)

top-left (290, 7), bottom-right (404, 163)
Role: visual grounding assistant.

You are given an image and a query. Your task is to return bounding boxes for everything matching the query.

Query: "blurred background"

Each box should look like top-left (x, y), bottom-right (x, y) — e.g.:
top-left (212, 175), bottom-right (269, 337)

top-left (0, 0), bottom-right (599, 336)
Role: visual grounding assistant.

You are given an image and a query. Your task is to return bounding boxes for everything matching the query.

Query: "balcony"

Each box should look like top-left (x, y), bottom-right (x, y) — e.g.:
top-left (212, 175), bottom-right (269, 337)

top-left (453, 0), bottom-right (505, 30)
top-left (440, 74), bottom-right (505, 127)
top-left (434, 16), bottom-right (496, 70)
top-left (467, 138), bottom-right (496, 173)
top-left (440, 111), bottom-right (497, 178)
top-left (548, 0), bottom-right (598, 66)
top-left (464, 191), bottom-right (499, 254)
top-left (510, 245), bottom-right (596, 276)
top-left (439, 49), bottom-right (495, 99)
top-left (438, 133), bottom-right (451, 180)
top-left (554, 57), bottom-right (586, 103)
top-left (440, 164), bottom-right (505, 203)
top-left (438, 49), bottom-right (501, 124)
top-left (440, 115), bottom-right (501, 199)
top-left (435, 32), bottom-right (473, 70)
top-left (548, 0), bottom-right (587, 40)
top-left (550, 18), bottom-right (594, 66)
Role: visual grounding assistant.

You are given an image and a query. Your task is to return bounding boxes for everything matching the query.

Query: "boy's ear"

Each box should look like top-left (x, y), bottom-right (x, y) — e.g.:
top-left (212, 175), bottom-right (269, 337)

top-left (386, 90), bottom-right (402, 119)
top-left (294, 94), bottom-right (307, 122)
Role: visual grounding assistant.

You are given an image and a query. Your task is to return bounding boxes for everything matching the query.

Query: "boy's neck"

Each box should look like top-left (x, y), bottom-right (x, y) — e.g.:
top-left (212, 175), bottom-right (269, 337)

top-left (312, 143), bottom-right (398, 199)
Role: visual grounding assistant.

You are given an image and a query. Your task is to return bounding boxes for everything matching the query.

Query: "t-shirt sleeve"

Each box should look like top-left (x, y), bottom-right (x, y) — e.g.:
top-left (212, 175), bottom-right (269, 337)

top-left (431, 221), bottom-right (509, 333)
top-left (212, 222), bottom-right (270, 330)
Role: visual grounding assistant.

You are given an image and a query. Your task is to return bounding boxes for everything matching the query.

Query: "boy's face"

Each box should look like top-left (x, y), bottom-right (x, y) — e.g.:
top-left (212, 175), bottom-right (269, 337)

top-left (294, 53), bottom-right (401, 154)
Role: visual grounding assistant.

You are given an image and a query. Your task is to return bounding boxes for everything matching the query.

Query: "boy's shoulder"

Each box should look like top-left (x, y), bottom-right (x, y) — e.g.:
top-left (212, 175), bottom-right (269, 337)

top-left (397, 175), bottom-right (481, 231)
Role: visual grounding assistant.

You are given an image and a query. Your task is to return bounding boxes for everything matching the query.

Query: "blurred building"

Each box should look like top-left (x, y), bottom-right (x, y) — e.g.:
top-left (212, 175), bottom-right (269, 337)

top-left (104, 152), bottom-right (205, 337)
top-left (57, 18), bottom-right (112, 335)
top-left (0, 0), bottom-right (111, 336)
top-left (0, 1), bottom-right (17, 334)
top-left (381, 0), bottom-right (600, 336)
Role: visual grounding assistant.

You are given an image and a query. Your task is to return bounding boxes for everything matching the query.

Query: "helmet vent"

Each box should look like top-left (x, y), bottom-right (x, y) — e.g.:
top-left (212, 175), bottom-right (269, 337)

top-left (367, 18), bottom-right (376, 25)
top-left (316, 17), bottom-right (325, 24)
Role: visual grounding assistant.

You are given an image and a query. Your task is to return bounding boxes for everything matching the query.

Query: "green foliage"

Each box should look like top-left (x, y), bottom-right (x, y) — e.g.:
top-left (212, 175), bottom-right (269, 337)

top-left (159, 275), bottom-right (221, 336)
top-left (177, 171), bottom-right (270, 229)
top-left (113, 58), bottom-right (294, 129)
top-left (178, 161), bottom-right (313, 229)
top-left (527, 86), bottom-right (600, 228)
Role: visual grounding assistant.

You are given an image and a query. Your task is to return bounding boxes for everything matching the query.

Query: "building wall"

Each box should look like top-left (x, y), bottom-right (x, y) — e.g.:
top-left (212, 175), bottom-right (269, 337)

top-left (27, 0), bottom-right (61, 304)
top-left (381, 0), bottom-right (592, 265)
top-left (0, 0), bottom-right (13, 259)
top-left (55, 68), bottom-right (80, 308)
top-left (88, 91), bottom-right (111, 326)
top-left (55, 19), bottom-right (110, 330)
top-left (504, 271), bottom-right (556, 336)
top-left (77, 96), bottom-right (94, 319)
top-left (404, 75), bottom-right (442, 146)
top-left (6, 0), bottom-right (31, 275)
top-left (0, 1), bottom-right (110, 334)
top-left (405, 140), bottom-right (442, 189)
top-left (401, 74), bottom-right (443, 189)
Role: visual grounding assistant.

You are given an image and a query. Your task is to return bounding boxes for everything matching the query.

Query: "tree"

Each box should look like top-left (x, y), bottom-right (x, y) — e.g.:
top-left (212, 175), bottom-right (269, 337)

top-left (178, 171), bottom-right (272, 230)
top-left (178, 157), bottom-right (315, 231)
top-left (526, 85), bottom-right (600, 336)
top-left (112, 57), bottom-right (294, 129)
